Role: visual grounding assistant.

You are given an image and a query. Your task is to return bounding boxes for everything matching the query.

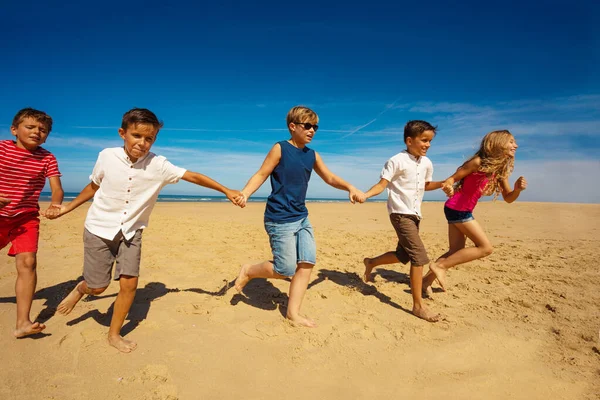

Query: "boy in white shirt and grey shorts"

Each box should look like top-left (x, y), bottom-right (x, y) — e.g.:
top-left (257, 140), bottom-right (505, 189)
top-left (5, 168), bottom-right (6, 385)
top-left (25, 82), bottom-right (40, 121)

top-left (48, 108), bottom-right (242, 353)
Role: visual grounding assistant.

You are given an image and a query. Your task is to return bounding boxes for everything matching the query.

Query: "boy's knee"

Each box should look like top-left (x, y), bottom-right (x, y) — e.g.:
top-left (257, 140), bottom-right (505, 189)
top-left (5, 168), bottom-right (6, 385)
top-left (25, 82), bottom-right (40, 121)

top-left (88, 286), bottom-right (108, 295)
top-left (16, 253), bottom-right (37, 270)
top-left (297, 262), bottom-right (314, 270)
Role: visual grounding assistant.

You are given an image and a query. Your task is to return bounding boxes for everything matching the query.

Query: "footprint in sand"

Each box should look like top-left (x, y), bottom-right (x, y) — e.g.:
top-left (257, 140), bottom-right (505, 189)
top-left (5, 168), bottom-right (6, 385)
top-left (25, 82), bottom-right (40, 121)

top-left (240, 320), bottom-right (284, 340)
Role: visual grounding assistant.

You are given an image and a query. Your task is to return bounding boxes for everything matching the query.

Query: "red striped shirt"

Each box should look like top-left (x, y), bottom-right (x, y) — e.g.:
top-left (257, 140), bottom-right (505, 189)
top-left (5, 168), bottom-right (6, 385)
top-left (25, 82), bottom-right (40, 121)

top-left (0, 140), bottom-right (61, 217)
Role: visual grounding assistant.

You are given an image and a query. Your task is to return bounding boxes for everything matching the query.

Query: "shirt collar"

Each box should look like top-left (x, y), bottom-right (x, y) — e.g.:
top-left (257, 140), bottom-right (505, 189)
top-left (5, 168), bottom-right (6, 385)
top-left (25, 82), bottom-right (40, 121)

top-left (121, 147), bottom-right (150, 165)
top-left (403, 149), bottom-right (421, 162)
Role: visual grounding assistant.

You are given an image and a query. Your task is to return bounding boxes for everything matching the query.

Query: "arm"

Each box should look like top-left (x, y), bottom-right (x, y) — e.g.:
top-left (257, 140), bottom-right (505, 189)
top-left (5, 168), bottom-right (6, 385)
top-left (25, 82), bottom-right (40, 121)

top-left (441, 157), bottom-right (481, 197)
top-left (45, 182), bottom-right (99, 219)
top-left (181, 171), bottom-right (241, 205)
top-left (424, 181), bottom-right (443, 191)
top-left (500, 176), bottom-right (527, 203)
top-left (42, 176), bottom-right (65, 218)
top-left (364, 178), bottom-right (389, 199)
top-left (313, 152), bottom-right (364, 203)
top-left (237, 144), bottom-right (282, 207)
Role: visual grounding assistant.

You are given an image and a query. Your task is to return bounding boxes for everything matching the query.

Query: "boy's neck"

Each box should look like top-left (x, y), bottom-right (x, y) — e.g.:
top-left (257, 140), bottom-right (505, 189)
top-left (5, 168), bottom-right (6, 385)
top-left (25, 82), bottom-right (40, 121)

top-left (405, 148), bottom-right (420, 159)
top-left (13, 140), bottom-right (39, 152)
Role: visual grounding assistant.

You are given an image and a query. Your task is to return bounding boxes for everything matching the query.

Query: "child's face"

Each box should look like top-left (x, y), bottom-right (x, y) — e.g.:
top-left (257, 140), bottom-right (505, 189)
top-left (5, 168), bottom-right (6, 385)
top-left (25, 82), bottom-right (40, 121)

top-left (118, 123), bottom-right (158, 162)
top-left (406, 130), bottom-right (435, 157)
top-left (504, 135), bottom-right (518, 158)
top-left (289, 120), bottom-right (318, 147)
top-left (10, 117), bottom-right (50, 151)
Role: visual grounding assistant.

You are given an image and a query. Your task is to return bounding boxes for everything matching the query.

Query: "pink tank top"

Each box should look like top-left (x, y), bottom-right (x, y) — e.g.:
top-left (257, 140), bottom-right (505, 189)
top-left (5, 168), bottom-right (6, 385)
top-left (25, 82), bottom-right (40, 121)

top-left (445, 171), bottom-right (489, 212)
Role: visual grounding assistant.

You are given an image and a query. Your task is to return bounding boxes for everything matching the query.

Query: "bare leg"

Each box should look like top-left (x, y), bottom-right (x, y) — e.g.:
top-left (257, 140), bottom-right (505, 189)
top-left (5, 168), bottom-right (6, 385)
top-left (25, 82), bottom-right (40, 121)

top-left (286, 263), bottom-right (316, 327)
top-left (234, 261), bottom-right (286, 292)
top-left (108, 275), bottom-right (138, 353)
top-left (410, 264), bottom-right (439, 322)
top-left (13, 252), bottom-right (45, 338)
top-left (436, 220), bottom-right (493, 270)
top-left (57, 281), bottom-right (106, 315)
top-left (424, 224), bottom-right (466, 293)
top-left (362, 252), bottom-right (399, 283)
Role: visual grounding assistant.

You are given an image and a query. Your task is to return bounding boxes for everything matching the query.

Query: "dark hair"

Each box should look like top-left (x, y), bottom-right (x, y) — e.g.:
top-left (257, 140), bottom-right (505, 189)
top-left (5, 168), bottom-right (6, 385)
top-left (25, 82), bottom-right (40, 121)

top-left (121, 108), bottom-right (164, 131)
top-left (12, 108), bottom-right (53, 133)
top-left (404, 120), bottom-right (437, 143)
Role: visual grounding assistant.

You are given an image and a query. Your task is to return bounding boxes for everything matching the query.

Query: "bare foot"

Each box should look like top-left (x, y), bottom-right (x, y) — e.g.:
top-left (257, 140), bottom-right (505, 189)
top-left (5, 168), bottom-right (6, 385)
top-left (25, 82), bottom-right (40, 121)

top-left (108, 335), bottom-right (137, 353)
top-left (57, 282), bottom-right (85, 315)
top-left (413, 306), bottom-right (440, 323)
top-left (234, 264), bottom-right (250, 293)
top-left (14, 321), bottom-right (46, 338)
top-left (363, 258), bottom-right (375, 283)
top-left (287, 314), bottom-right (317, 328)
top-left (429, 262), bottom-right (447, 292)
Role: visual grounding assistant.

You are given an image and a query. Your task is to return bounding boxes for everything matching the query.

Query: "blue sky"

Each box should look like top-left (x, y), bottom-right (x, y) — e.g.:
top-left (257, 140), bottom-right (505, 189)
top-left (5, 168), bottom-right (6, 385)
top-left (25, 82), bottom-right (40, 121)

top-left (1, 1), bottom-right (599, 202)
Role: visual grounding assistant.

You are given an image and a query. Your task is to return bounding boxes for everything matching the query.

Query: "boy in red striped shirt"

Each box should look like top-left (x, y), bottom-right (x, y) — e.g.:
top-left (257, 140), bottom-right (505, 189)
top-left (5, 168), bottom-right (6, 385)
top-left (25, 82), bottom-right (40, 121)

top-left (0, 108), bottom-right (64, 337)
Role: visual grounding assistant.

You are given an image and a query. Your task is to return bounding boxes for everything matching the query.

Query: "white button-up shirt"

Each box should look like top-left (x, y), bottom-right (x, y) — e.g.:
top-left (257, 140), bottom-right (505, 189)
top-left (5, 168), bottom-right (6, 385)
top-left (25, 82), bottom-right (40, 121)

top-left (380, 150), bottom-right (433, 218)
top-left (85, 147), bottom-right (186, 240)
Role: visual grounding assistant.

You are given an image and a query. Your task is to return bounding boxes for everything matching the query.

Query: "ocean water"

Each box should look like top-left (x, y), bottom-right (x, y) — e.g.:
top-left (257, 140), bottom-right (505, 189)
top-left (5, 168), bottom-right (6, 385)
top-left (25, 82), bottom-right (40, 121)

top-left (39, 192), bottom-right (388, 203)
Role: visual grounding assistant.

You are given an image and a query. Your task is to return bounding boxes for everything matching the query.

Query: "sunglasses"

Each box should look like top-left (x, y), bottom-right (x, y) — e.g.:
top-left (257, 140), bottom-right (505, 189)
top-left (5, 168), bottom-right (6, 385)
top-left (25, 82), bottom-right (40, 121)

top-left (293, 122), bottom-right (319, 132)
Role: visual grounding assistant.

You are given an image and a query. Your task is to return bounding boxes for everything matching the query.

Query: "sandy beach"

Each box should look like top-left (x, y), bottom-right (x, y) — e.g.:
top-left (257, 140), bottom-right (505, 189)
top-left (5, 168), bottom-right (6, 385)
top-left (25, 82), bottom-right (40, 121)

top-left (1, 201), bottom-right (599, 400)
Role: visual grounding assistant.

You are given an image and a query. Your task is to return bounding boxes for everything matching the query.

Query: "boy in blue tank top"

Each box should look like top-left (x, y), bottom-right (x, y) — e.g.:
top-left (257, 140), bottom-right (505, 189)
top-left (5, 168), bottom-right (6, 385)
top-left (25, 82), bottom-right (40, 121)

top-left (233, 106), bottom-right (364, 327)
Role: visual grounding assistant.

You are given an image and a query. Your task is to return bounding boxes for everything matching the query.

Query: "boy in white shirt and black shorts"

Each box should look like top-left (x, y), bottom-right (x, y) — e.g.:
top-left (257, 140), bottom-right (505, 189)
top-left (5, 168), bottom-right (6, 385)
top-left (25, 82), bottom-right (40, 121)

top-left (48, 108), bottom-right (242, 352)
top-left (359, 120), bottom-right (443, 322)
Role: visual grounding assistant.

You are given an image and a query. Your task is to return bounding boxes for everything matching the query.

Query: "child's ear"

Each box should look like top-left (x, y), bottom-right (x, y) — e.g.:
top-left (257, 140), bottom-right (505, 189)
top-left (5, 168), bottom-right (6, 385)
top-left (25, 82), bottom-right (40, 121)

top-left (10, 126), bottom-right (17, 137)
top-left (118, 128), bottom-right (126, 139)
top-left (405, 137), bottom-right (413, 146)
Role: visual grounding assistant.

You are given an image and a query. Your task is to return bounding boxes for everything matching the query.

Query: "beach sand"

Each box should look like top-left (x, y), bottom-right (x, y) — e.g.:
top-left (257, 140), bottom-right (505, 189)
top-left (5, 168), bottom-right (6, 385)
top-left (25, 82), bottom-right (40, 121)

top-left (1, 202), bottom-right (599, 400)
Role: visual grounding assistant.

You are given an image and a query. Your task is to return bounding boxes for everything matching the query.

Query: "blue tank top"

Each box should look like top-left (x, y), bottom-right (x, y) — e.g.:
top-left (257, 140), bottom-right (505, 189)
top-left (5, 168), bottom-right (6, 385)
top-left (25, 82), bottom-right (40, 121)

top-left (264, 141), bottom-right (316, 223)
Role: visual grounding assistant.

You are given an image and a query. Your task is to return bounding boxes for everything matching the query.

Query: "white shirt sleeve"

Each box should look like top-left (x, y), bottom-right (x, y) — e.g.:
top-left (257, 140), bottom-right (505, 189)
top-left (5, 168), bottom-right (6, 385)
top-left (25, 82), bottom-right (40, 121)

top-left (89, 151), bottom-right (105, 185)
top-left (380, 158), bottom-right (398, 182)
top-left (425, 159), bottom-right (433, 182)
top-left (158, 156), bottom-right (187, 184)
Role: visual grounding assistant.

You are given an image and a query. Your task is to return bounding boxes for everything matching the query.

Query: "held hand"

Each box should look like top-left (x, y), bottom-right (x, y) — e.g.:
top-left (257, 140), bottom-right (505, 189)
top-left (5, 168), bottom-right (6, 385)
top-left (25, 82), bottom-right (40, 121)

top-left (514, 176), bottom-right (527, 191)
top-left (225, 189), bottom-right (244, 207)
top-left (442, 181), bottom-right (454, 197)
top-left (231, 190), bottom-right (247, 208)
top-left (352, 190), bottom-right (367, 204)
top-left (42, 204), bottom-right (65, 220)
top-left (348, 187), bottom-right (364, 204)
top-left (0, 194), bottom-right (11, 209)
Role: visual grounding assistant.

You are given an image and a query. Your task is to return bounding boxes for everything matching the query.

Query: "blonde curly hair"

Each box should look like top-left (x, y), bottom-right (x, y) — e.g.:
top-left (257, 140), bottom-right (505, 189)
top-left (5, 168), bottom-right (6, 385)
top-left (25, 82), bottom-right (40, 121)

top-left (455, 130), bottom-right (515, 199)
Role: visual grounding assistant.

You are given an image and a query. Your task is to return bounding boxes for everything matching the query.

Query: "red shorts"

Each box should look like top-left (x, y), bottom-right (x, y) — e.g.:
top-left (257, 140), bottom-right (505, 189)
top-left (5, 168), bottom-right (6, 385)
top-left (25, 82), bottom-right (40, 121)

top-left (0, 213), bottom-right (40, 256)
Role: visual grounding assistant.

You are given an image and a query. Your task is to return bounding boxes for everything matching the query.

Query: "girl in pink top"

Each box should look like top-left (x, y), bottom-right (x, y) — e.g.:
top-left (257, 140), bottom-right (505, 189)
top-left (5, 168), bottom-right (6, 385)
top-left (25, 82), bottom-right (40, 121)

top-left (424, 130), bottom-right (528, 294)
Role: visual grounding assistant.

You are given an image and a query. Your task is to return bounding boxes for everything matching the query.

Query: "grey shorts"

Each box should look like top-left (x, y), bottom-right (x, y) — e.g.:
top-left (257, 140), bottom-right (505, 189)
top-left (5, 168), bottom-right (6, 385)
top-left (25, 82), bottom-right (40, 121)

top-left (389, 213), bottom-right (430, 266)
top-left (83, 228), bottom-right (143, 288)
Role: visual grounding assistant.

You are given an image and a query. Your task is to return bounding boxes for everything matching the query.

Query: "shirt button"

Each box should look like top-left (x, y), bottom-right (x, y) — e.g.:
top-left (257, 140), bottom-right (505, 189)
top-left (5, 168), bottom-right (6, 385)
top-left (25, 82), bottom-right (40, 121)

top-left (124, 212), bottom-right (127, 215)
top-left (130, 165), bottom-right (133, 169)
top-left (127, 189), bottom-right (131, 192)
top-left (126, 201), bottom-right (129, 204)
top-left (129, 177), bottom-right (132, 180)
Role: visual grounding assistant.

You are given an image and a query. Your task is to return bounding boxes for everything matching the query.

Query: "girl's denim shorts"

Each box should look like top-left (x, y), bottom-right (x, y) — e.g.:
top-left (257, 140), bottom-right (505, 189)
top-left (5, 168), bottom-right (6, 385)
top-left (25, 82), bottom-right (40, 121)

top-left (444, 206), bottom-right (475, 224)
top-left (264, 216), bottom-right (316, 277)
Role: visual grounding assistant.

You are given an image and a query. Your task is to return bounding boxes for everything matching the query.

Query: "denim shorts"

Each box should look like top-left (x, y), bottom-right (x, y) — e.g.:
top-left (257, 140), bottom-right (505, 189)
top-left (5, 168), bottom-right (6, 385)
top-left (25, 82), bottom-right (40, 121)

top-left (444, 206), bottom-right (475, 224)
top-left (264, 217), bottom-right (316, 277)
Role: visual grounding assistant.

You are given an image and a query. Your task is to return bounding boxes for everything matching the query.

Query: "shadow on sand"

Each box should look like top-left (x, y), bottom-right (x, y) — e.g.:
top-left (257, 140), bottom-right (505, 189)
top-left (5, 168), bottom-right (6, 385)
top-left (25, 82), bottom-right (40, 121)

top-left (308, 268), bottom-right (413, 316)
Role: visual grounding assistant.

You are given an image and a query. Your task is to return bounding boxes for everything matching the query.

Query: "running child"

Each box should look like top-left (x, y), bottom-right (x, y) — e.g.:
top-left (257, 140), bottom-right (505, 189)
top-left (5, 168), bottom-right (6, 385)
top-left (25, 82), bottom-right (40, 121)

top-left (424, 130), bottom-right (527, 294)
top-left (0, 108), bottom-right (64, 337)
top-left (361, 120), bottom-right (443, 322)
top-left (233, 106), bottom-right (364, 327)
top-left (47, 108), bottom-right (241, 352)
